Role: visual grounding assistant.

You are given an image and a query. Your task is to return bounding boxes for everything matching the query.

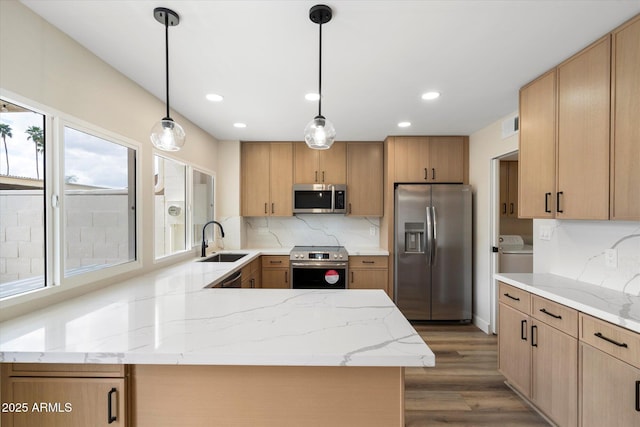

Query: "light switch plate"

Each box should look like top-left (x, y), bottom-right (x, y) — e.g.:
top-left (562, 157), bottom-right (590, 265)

top-left (369, 227), bottom-right (376, 236)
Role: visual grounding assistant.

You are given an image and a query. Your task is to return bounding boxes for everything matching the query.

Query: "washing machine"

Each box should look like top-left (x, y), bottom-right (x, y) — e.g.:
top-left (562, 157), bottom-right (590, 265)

top-left (498, 235), bottom-right (533, 273)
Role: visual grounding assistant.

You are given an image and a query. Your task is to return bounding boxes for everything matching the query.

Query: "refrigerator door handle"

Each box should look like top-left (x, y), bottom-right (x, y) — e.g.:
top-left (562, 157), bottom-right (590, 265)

top-left (425, 206), bottom-right (433, 265)
top-left (431, 206), bottom-right (437, 265)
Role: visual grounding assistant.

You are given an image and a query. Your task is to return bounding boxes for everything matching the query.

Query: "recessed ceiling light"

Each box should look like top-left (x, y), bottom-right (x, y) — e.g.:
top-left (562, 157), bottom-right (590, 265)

top-left (398, 122), bottom-right (411, 128)
top-left (206, 93), bottom-right (224, 102)
top-left (305, 93), bottom-right (320, 101)
top-left (421, 91), bottom-right (441, 100)
top-left (233, 122), bottom-right (247, 128)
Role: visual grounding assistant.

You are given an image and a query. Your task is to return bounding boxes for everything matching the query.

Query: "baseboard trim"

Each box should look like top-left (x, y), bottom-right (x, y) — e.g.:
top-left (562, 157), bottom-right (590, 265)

top-left (473, 315), bottom-right (490, 334)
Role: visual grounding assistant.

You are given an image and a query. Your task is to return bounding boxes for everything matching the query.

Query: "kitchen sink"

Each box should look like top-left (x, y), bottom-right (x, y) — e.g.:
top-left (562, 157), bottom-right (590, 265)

top-left (199, 253), bottom-right (248, 263)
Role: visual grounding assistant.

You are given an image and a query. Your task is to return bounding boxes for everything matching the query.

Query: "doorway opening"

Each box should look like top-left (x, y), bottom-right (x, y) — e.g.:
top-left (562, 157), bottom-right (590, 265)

top-left (489, 150), bottom-right (533, 334)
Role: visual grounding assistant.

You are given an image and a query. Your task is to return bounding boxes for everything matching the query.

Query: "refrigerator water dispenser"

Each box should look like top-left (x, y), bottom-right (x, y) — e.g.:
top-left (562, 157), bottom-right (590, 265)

top-left (404, 222), bottom-right (425, 253)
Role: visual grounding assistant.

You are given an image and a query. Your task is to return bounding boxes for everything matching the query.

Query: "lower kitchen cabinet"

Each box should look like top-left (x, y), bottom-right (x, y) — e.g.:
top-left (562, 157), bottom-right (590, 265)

top-left (579, 313), bottom-right (640, 427)
top-left (348, 256), bottom-right (389, 295)
top-left (261, 256), bottom-right (290, 288)
top-left (498, 282), bottom-right (578, 427)
top-left (241, 258), bottom-right (261, 288)
top-left (580, 343), bottom-right (640, 427)
top-left (1, 364), bottom-right (127, 426)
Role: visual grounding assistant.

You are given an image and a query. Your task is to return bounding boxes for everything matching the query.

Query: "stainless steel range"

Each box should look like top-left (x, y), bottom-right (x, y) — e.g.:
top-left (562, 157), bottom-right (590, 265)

top-left (290, 246), bottom-right (349, 289)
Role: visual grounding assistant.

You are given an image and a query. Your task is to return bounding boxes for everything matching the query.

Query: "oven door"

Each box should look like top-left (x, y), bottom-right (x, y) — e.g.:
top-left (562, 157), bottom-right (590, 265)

top-left (290, 262), bottom-right (348, 289)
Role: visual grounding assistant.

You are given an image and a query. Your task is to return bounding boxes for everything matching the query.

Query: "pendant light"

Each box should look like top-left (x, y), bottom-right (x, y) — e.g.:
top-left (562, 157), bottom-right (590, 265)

top-left (304, 4), bottom-right (335, 150)
top-left (150, 7), bottom-right (185, 152)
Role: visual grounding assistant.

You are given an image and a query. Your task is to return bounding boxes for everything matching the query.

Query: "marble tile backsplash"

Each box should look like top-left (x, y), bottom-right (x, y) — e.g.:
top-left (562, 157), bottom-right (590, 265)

top-left (534, 219), bottom-right (640, 295)
top-left (243, 215), bottom-right (381, 249)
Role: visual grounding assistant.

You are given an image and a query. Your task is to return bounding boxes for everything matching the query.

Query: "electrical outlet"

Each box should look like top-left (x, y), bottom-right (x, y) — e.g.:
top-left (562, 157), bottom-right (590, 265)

top-left (605, 248), bottom-right (618, 268)
top-left (369, 226), bottom-right (376, 236)
top-left (539, 225), bottom-right (552, 241)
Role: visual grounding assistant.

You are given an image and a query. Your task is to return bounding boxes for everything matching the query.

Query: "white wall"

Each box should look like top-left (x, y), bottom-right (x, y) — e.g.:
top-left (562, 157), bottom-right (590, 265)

top-left (469, 111), bottom-right (519, 333)
top-left (0, 0), bottom-right (219, 319)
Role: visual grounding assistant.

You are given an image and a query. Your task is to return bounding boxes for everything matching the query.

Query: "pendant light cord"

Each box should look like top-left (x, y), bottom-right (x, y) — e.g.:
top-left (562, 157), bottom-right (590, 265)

top-left (318, 20), bottom-right (322, 117)
top-left (164, 14), bottom-right (170, 119)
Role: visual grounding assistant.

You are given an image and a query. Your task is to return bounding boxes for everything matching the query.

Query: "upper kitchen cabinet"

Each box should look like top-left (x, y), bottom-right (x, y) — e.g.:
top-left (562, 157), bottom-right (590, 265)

top-left (393, 136), bottom-right (467, 183)
top-left (293, 142), bottom-right (346, 184)
top-left (500, 161), bottom-right (519, 218)
top-left (556, 36), bottom-right (611, 220)
top-left (519, 36), bottom-right (612, 220)
top-left (611, 14), bottom-right (640, 220)
top-left (519, 70), bottom-right (556, 219)
top-left (347, 142), bottom-right (383, 216)
top-left (241, 142), bottom-right (293, 217)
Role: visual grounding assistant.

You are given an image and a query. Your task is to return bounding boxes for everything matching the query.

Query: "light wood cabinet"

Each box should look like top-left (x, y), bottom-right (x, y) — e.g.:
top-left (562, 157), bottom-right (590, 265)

top-left (348, 256), bottom-right (389, 295)
top-left (500, 161), bottom-right (519, 217)
top-left (611, 15), bottom-right (640, 220)
top-left (497, 283), bottom-right (578, 427)
top-left (1, 364), bottom-right (127, 426)
top-left (241, 142), bottom-right (293, 217)
top-left (580, 343), bottom-right (640, 427)
top-left (241, 258), bottom-right (261, 289)
top-left (261, 256), bottom-right (290, 288)
top-left (393, 136), bottom-right (467, 184)
top-left (519, 35), bottom-right (616, 220)
top-left (556, 36), bottom-right (611, 220)
top-left (346, 142), bottom-right (383, 216)
top-left (519, 69), bottom-right (556, 218)
top-left (293, 142), bottom-right (346, 184)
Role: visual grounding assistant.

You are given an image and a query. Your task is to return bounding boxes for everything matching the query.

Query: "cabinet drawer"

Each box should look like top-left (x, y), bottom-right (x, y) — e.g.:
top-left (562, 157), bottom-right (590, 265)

top-left (498, 282), bottom-right (530, 314)
top-left (261, 256), bottom-right (289, 269)
top-left (580, 313), bottom-right (640, 369)
top-left (531, 295), bottom-right (578, 337)
top-left (6, 363), bottom-right (126, 378)
top-left (349, 256), bottom-right (388, 269)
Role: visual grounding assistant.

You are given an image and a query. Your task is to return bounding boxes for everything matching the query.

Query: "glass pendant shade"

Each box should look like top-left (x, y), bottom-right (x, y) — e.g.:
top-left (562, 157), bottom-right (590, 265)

top-left (304, 115), bottom-right (335, 150)
top-left (150, 118), bottom-right (186, 152)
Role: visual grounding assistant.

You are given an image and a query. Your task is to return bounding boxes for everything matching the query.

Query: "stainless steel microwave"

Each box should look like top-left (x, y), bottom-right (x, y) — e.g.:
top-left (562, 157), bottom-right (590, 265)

top-left (292, 184), bottom-right (347, 214)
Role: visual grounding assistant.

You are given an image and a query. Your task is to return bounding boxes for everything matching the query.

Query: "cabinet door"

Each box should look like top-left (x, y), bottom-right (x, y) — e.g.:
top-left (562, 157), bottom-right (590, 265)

top-left (347, 142), bottom-right (383, 216)
top-left (319, 141), bottom-right (347, 184)
top-left (499, 162), bottom-right (509, 217)
top-left (349, 269), bottom-right (388, 292)
top-left (3, 377), bottom-right (126, 427)
top-left (269, 143), bottom-right (293, 216)
top-left (394, 137), bottom-right (429, 182)
top-left (428, 136), bottom-right (465, 183)
top-left (519, 69), bottom-right (556, 218)
top-left (557, 36), bottom-right (610, 220)
top-left (261, 269), bottom-right (289, 289)
top-left (581, 343), bottom-right (640, 427)
top-left (242, 143), bottom-right (271, 216)
top-left (507, 162), bottom-right (519, 217)
top-left (293, 142), bottom-right (318, 183)
top-left (498, 303), bottom-right (531, 397)
top-left (611, 15), bottom-right (640, 220)
top-left (531, 321), bottom-right (578, 427)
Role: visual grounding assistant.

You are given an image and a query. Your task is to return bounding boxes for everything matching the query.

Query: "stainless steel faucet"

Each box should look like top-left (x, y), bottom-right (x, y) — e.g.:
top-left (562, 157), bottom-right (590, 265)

top-left (201, 220), bottom-right (225, 257)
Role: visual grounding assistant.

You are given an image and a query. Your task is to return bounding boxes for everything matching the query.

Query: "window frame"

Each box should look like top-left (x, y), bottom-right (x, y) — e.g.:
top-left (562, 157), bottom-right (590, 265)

top-left (190, 167), bottom-right (216, 250)
top-left (0, 90), bottom-right (143, 306)
top-left (56, 117), bottom-right (142, 288)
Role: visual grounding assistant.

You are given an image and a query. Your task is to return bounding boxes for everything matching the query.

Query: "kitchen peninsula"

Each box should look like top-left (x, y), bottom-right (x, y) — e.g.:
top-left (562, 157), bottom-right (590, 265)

top-left (0, 251), bottom-right (434, 427)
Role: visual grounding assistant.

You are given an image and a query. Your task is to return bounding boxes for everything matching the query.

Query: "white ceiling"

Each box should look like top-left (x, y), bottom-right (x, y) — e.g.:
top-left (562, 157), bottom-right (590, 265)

top-left (21, 1), bottom-right (640, 142)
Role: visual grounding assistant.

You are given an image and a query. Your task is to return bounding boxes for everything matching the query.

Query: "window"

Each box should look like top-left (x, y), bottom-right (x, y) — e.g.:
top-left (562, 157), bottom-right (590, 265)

top-left (63, 125), bottom-right (136, 277)
top-left (0, 100), bottom-right (46, 298)
top-left (192, 169), bottom-right (215, 248)
top-left (154, 155), bottom-right (186, 259)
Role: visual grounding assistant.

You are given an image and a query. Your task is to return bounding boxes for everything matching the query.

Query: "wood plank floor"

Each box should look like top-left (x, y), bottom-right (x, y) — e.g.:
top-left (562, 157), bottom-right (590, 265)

top-left (405, 324), bottom-right (550, 426)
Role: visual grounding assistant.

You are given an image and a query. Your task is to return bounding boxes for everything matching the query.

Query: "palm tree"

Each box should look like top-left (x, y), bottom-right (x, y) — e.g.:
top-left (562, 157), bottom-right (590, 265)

top-left (25, 126), bottom-right (44, 180)
top-left (0, 123), bottom-right (12, 175)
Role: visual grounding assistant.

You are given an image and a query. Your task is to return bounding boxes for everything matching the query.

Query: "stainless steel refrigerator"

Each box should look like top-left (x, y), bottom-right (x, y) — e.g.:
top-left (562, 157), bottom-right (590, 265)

top-left (394, 184), bottom-right (472, 321)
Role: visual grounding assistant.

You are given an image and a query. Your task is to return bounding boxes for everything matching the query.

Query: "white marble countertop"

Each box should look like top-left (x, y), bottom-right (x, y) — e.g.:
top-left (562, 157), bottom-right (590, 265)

top-left (250, 247), bottom-right (389, 256)
top-left (495, 273), bottom-right (640, 334)
top-left (0, 251), bottom-right (432, 367)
